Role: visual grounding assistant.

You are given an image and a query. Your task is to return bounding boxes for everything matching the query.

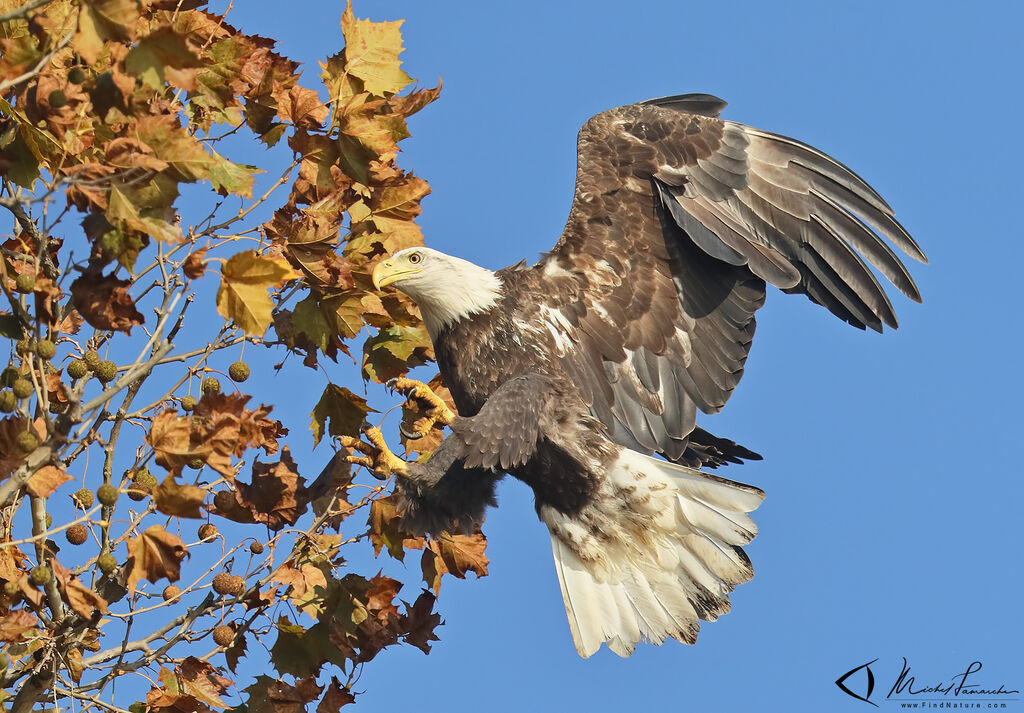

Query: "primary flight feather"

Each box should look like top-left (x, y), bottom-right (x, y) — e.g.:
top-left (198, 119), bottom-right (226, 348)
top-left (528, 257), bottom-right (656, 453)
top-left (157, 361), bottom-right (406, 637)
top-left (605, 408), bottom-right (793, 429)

top-left (364, 93), bottom-right (925, 658)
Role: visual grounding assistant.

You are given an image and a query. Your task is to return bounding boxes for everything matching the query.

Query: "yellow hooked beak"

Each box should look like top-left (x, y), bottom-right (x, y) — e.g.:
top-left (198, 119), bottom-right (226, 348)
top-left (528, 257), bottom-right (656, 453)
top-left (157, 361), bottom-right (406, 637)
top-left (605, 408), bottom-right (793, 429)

top-left (371, 259), bottom-right (421, 290)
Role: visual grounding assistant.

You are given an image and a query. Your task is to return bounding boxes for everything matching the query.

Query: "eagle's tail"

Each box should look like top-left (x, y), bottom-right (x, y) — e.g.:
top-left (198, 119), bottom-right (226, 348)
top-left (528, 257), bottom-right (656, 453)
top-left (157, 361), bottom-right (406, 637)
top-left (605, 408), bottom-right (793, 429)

top-left (546, 449), bottom-right (765, 658)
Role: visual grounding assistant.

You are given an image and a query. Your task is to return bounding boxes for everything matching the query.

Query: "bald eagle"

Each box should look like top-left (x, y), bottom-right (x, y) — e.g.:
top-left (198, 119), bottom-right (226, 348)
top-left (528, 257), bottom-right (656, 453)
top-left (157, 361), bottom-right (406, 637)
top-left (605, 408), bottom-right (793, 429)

top-left (364, 93), bottom-right (925, 658)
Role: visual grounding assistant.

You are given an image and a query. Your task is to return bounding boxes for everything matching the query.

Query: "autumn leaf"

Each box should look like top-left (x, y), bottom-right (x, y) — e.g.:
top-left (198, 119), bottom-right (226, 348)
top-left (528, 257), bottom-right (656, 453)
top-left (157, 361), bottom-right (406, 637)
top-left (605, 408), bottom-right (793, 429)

top-left (273, 559), bottom-right (329, 619)
top-left (274, 84), bottom-right (329, 130)
top-left (184, 246), bottom-right (208, 279)
top-left (126, 526), bottom-right (189, 594)
top-left (317, 679), bottom-right (356, 712)
top-left (67, 648), bottom-right (84, 684)
top-left (70, 271), bottom-right (145, 334)
top-left (399, 590), bottom-right (442, 654)
top-left (217, 249), bottom-right (298, 335)
top-left (421, 531), bottom-right (489, 595)
top-left (310, 383), bottom-right (375, 445)
top-left (75, 0), bottom-right (140, 64)
top-left (235, 448), bottom-right (309, 530)
top-left (340, 2), bottom-right (413, 96)
top-left (26, 465), bottom-right (73, 499)
top-left (367, 494), bottom-right (420, 562)
top-left (125, 27), bottom-right (202, 89)
top-left (362, 324), bottom-right (433, 383)
top-left (148, 409), bottom-right (211, 474)
top-left (208, 150), bottom-right (260, 198)
top-left (224, 625), bottom-right (248, 673)
top-left (0, 610), bottom-right (37, 643)
top-left (51, 560), bottom-right (109, 618)
top-left (153, 474), bottom-right (207, 519)
top-left (178, 657), bottom-right (233, 709)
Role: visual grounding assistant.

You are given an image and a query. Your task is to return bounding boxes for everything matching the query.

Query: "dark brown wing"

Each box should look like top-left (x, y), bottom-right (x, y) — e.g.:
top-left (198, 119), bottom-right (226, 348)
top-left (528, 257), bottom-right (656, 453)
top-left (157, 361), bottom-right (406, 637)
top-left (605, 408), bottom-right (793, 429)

top-left (520, 94), bottom-right (924, 460)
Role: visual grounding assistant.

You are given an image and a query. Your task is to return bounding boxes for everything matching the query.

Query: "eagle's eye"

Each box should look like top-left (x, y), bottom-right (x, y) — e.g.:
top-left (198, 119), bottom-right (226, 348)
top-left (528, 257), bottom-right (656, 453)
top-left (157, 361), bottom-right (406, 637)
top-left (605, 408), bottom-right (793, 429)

top-left (408, 252), bottom-right (422, 264)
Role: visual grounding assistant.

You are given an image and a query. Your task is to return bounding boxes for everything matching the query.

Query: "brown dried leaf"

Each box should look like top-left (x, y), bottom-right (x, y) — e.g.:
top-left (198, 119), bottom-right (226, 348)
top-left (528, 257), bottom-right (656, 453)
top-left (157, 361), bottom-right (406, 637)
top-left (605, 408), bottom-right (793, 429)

top-left (399, 590), bottom-right (441, 654)
top-left (126, 526), bottom-right (189, 594)
top-left (317, 679), bottom-right (356, 712)
top-left (51, 559), bottom-right (109, 618)
top-left (153, 474), bottom-right (207, 519)
top-left (274, 84), bottom-right (328, 129)
top-left (421, 531), bottom-right (489, 595)
top-left (236, 448), bottom-right (308, 530)
top-left (179, 657), bottom-right (233, 709)
top-left (183, 247), bottom-right (208, 279)
top-left (0, 610), bottom-right (37, 642)
top-left (148, 409), bottom-right (210, 474)
top-left (26, 465), bottom-right (73, 499)
top-left (70, 271), bottom-right (145, 334)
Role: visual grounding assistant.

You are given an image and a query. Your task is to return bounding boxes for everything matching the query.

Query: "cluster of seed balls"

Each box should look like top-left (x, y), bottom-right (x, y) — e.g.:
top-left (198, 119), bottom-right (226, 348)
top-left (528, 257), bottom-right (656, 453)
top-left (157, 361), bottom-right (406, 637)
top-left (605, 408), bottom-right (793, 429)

top-left (8, 331), bottom-right (255, 644)
top-left (18, 473), bottom-right (266, 651)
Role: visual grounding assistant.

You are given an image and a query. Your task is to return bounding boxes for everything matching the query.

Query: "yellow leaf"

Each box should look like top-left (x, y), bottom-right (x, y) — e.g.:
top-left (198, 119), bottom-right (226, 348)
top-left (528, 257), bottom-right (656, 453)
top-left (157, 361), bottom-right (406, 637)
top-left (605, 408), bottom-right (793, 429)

top-left (340, 1), bottom-right (413, 96)
top-left (216, 250), bottom-right (298, 336)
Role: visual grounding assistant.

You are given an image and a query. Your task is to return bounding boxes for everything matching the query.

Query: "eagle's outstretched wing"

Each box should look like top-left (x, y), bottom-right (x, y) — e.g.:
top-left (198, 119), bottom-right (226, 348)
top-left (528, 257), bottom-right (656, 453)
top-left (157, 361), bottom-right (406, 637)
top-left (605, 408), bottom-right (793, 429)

top-left (517, 94), bottom-right (925, 460)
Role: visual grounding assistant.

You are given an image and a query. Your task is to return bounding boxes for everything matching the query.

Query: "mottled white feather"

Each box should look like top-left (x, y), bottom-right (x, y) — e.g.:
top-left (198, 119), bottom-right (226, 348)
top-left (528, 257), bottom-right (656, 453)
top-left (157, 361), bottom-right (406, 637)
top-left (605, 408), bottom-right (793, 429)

top-left (543, 449), bottom-right (764, 658)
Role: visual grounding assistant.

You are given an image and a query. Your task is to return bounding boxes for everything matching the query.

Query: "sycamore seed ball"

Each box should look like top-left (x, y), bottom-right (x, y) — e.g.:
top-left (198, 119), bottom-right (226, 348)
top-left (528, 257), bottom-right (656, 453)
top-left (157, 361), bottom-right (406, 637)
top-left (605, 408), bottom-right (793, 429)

top-left (96, 483), bottom-right (118, 507)
top-left (73, 488), bottom-right (94, 508)
top-left (15, 339), bottom-right (32, 356)
top-left (198, 523), bottom-right (218, 541)
top-left (66, 524), bottom-right (88, 545)
top-left (12, 378), bottom-right (32, 399)
top-left (97, 552), bottom-right (117, 574)
top-left (181, 395), bottom-right (197, 412)
top-left (83, 350), bottom-right (100, 369)
top-left (228, 575), bottom-right (245, 595)
top-left (16, 431), bottom-right (38, 454)
top-left (212, 625), bottom-right (234, 647)
top-left (47, 90), bottom-right (67, 108)
top-left (212, 572), bottom-right (234, 596)
top-left (68, 67), bottom-right (86, 84)
top-left (35, 339), bottom-right (56, 360)
top-left (96, 360), bottom-right (117, 383)
top-left (127, 468), bottom-right (156, 501)
top-left (228, 361), bottom-right (250, 382)
top-left (14, 274), bottom-right (34, 294)
top-left (44, 513), bottom-right (52, 528)
top-left (29, 565), bottom-right (51, 586)
top-left (213, 490), bottom-right (235, 513)
top-left (0, 367), bottom-right (17, 386)
top-left (201, 377), bottom-right (221, 395)
top-left (67, 359), bottom-right (88, 379)
top-left (249, 541), bottom-right (265, 555)
top-left (0, 391), bottom-right (15, 412)
top-left (2, 581), bottom-right (19, 597)
top-left (162, 585), bottom-right (182, 601)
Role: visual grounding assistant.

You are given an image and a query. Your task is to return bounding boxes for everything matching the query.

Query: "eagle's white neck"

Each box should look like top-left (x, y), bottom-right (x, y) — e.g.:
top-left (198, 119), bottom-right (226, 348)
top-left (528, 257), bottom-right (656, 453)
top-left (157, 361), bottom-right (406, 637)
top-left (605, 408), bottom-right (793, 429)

top-left (399, 257), bottom-right (502, 340)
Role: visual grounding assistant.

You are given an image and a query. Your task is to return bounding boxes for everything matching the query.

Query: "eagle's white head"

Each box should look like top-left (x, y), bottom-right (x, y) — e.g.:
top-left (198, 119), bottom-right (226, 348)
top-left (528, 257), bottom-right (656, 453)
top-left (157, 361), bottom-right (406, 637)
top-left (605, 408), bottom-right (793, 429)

top-left (372, 247), bottom-right (502, 339)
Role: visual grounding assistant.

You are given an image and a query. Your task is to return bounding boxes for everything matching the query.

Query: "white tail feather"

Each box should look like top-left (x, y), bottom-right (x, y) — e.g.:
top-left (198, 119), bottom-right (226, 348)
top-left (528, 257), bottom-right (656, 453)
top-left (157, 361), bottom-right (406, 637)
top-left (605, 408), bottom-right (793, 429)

top-left (544, 450), bottom-right (765, 658)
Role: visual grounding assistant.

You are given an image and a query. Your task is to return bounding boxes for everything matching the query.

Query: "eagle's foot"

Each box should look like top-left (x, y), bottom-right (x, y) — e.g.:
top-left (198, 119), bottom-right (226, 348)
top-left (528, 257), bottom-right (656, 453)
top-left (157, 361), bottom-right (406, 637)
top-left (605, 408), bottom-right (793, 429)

top-left (386, 377), bottom-right (456, 438)
top-left (338, 423), bottom-right (408, 480)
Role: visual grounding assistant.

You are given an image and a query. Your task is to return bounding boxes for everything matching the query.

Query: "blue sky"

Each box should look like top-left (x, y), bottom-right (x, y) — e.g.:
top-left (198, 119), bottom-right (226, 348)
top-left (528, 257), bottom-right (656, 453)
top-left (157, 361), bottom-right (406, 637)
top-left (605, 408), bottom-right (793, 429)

top-left (213, 1), bottom-right (1023, 710)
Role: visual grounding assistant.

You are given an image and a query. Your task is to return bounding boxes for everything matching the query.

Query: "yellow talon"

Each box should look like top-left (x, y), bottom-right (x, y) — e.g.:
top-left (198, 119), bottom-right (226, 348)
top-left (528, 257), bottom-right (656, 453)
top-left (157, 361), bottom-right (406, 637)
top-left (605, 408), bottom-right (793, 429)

top-left (390, 377), bottom-right (456, 430)
top-left (338, 429), bottom-right (408, 478)
top-left (361, 425), bottom-right (409, 477)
